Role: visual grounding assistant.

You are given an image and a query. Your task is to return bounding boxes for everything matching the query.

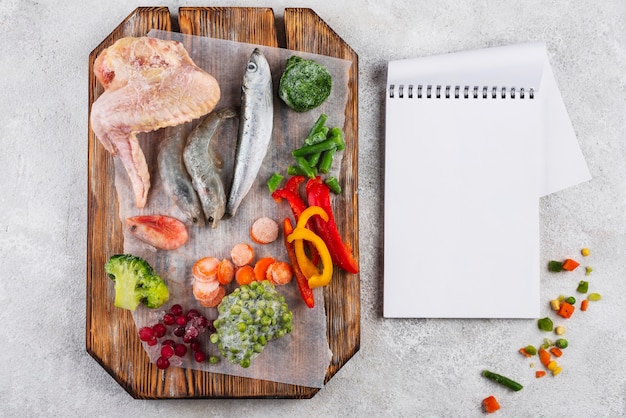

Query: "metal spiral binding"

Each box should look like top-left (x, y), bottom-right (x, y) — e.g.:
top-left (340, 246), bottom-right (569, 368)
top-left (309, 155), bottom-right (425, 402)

top-left (389, 84), bottom-right (534, 99)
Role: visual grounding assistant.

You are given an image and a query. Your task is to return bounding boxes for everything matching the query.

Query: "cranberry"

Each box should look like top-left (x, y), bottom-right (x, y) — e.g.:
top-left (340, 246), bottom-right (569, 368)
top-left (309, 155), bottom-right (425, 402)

top-left (194, 350), bottom-right (206, 363)
top-left (147, 336), bottom-right (158, 346)
top-left (161, 344), bottom-right (175, 359)
top-left (156, 356), bottom-right (170, 369)
top-left (138, 326), bottom-right (154, 342)
top-left (190, 341), bottom-right (201, 352)
top-left (173, 326), bottom-right (186, 337)
top-left (170, 304), bottom-right (183, 316)
top-left (186, 309), bottom-right (200, 319)
top-left (162, 313), bottom-right (176, 326)
top-left (175, 315), bottom-right (188, 326)
top-left (183, 335), bottom-right (196, 344)
top-left (161, 339), bottom-right (176, 347)
top-left (174, 343), bottom-right (187, 357)
top-left (152, 323), bottom-right (167, 338)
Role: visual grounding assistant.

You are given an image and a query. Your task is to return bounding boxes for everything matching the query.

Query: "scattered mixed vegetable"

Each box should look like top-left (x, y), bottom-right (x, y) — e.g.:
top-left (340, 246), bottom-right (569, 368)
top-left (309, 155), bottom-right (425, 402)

top-left (481, 247), bottom-right (603, 413)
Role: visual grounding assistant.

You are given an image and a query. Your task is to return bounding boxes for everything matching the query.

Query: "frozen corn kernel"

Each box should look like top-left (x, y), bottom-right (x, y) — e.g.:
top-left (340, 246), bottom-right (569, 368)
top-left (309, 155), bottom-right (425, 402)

top-left (581, 248), bottom-right (590, 256)
top-left (550, 299), bottom-right (561, 311)
top-left (552, 366), bottom-right (563, 376)
top-left (548, 361), bottom-right (558, 371)
top-left (555, 326), bottom-right (566, 335)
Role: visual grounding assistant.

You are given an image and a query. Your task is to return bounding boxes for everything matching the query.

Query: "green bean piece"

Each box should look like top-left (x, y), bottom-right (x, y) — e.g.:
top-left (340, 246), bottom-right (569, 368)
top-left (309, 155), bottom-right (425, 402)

top-left (318, 147), bottom-right (337, 174)
top-left (307, 151), bottom-right (322, 167)
top-left (292, 138), bottom-right (338, 157)
top-left (537, 317), bottom-right (554, 332)
top-left (588, 292), bottom-right (602, 301)
top-left (304, 129), bottom-right (329, 146)
top-left (482, 370), bottom-right (523, 392)
top-left (295, 156), bottom-right (317, 178)
top-left (266, 172), bottom-right (284, 193)
top-left (325, 176), bottom-right (342, 194)
top-left (305, 113), bottom-right (328, 138)
top-left (576, 280), bottom-right (589, 294)
top-left (328, 127), bottom-right (346, 151)
top-left (548, 260), bottom-right (563, 272)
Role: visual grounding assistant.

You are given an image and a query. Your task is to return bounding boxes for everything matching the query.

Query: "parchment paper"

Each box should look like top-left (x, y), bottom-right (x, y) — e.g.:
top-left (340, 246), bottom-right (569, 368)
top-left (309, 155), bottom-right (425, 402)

top-left (110, 31), bottom-right (353, 388)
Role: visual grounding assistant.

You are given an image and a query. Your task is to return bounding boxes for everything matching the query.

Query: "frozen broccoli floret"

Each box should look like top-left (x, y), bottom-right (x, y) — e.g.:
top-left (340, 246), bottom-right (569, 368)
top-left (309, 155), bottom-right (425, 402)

top-left (104, 254), bottom-right (169, 311)
top-left (211, 280), bottom-right (293, 368)
top-left (278, 56), bottom-right (332, 112)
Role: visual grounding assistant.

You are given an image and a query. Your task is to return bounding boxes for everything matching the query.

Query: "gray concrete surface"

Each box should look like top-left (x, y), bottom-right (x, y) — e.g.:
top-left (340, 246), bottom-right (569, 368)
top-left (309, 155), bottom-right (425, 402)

top-left (1, 0), bottom-right (624, 416)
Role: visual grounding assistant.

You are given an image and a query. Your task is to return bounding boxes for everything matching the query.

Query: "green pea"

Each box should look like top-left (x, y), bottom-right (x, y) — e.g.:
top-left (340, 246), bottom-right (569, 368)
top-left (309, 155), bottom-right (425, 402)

top-left (565, 296), bottom-right (576, 304)
top-left (525, 345), bottom-right (537, 356)
top-left (210, 333), bottom-right (219, 344)
top-left (555, 338), bottom-right (568, 349)
top-left (209, 356), bottom-right (220, 364)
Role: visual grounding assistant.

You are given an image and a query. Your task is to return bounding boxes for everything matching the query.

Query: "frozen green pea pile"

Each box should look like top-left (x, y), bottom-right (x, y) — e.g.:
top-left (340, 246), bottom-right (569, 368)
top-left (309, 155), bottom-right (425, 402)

top-left (211, 280), bottom-right (293, 368)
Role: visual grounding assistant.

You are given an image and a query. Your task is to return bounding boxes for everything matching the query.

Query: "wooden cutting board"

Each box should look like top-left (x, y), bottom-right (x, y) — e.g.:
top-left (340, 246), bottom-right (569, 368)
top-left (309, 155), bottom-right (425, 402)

top-left (86, 7), bottom-right (359, 399)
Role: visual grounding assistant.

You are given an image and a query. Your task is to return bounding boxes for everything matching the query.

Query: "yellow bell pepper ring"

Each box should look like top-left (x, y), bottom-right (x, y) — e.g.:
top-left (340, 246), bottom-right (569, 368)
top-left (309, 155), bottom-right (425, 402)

top-left (296, 205), bottom-right (329, 229)
top-left (294, 238), bottom-right (320, 278)
top-left (287, 227), bottom-right (333, 288)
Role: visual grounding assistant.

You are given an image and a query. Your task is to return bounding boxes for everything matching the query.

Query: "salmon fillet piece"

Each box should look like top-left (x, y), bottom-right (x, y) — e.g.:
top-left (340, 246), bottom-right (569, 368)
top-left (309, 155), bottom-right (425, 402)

top-left (90, 37), bottom-right (220, 208)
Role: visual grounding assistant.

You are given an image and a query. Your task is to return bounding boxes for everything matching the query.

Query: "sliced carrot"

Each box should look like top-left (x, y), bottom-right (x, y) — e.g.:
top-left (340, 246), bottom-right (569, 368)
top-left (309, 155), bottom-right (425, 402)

top-left (266, 261), bottom-right (293, 285)
top-left (482, 396), bottom-right (500, 413)
top-left (519, 347), bottom-right (531, 358)
top-left (253, 257), bottom-right (276, 282)
top-left (250, 217), bottom-right (280, 244)
top-left (192, 257), bottom-right (220, 282)
top-left (235, 265), bottom-right (256, 285)
top-left (192, 278), bottom-right (220, 300)
top-left (535, 370), bottom-right (546, 378)
top-left (550, 347), bottom-right (563, 358)
top-left (562, 258), bottom-right (580, 271)
top-left (217, 258), bottom-right (235, 285)
top-left (581, 299), bottom-right (589, 311)
top-left (539, 348), bottom-right (551, 367)
top-left (557, 301), bottom-right (575, 319)
top-left (197, 286), bottom-right (226, 308)
top-left (231, 243), bottom-right (255, 267)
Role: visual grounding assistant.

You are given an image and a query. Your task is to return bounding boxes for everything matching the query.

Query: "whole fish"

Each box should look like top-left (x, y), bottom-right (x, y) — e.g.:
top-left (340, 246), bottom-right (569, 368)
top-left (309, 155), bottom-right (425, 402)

top-left (226, 48), bottom-right (274, 217)
top-left (157, 126), bottom-right (205, 226)
top-left (183, 107), bottom-right (237, 228)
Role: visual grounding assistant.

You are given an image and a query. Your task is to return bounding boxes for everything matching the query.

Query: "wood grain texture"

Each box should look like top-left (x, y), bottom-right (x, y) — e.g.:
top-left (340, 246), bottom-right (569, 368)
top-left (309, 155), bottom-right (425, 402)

top-left (87, 6), bottom-right (359, 399)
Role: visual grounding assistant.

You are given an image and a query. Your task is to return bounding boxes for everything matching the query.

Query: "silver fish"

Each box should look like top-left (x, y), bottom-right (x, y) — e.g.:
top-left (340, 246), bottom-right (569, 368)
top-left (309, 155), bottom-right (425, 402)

top-left (157, 126), bottom-right (205, 226)
top-left (226, 48), bottom-right (274, 217)
top-left (183, 107), bottom-right (237, 228)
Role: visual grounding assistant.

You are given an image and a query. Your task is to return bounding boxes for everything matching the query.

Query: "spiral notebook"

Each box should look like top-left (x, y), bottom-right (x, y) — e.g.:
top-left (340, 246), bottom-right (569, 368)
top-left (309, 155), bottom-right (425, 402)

top-left (383, 43), bottom-right (590, 318)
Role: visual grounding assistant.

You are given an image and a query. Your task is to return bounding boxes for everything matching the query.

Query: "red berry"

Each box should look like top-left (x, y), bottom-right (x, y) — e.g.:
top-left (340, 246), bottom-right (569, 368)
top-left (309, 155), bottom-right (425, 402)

top-left (161, 344), bottom-right (174, 359)
top-left (156, 356), bottom-right (170, 369)
top-left (147, 336), bottom-right (158, 346)
top-left (170, 304), bottom-right (183, 316)
top-left (162, 313), bottom-right (176, 326)
top-left (152, 323), bottom-right (167, 338)
top-left (186, 309), bottom-right (200, 319)
top-left (190, 341), bottom-right (201, 352)
top-left (173, 326), bottom-right (186, 337)
top-left (174, 343), bottom-right (187, 357)
top-left (183, 335), bottom-right (196, 344)
top-left (175, 315), bottom-right (188, 326)
top-left (162, 339), bottom-right (176, 347)
top-left (194, 350), bottom-right (206, 363)
top-left (138, 326), bottom-right (154, 342)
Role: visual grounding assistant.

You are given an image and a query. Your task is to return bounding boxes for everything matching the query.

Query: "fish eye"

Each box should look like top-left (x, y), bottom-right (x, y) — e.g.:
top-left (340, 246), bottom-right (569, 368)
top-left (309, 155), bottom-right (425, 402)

top-left (247, 62), bottom-right (258, 72)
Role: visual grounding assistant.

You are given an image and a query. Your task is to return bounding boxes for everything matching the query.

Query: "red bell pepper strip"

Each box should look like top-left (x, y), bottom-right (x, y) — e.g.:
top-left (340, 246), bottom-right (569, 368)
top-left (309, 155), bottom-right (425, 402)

top-left (305, 177), bottom-right (359, 274)
top-left (272, 177), bottom-right (320, 264)
top-left (283, 218), bottom-right (315, 308)
top-left (285, 175), bottom-right (306, 194)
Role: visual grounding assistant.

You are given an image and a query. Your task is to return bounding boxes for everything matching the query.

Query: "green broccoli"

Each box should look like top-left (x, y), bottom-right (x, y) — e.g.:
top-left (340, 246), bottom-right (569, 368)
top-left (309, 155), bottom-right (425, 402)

top-left (104, 254), bottom-right (169, 311)
top-left (278, 55), bottom-right (332, 112)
